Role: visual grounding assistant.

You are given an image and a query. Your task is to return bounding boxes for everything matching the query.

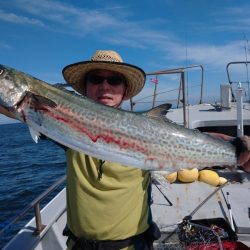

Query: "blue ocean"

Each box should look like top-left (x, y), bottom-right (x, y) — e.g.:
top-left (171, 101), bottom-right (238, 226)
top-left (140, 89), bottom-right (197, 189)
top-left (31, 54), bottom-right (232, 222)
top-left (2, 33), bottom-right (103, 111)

top-left (0, 123), bottom-right (66, 249)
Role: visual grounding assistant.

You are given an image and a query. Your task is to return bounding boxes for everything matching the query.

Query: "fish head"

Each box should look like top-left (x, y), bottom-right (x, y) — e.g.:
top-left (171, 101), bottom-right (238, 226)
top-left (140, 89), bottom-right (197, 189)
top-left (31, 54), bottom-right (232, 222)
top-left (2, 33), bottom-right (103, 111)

top-left (0, 65), bottom-right (28, 108)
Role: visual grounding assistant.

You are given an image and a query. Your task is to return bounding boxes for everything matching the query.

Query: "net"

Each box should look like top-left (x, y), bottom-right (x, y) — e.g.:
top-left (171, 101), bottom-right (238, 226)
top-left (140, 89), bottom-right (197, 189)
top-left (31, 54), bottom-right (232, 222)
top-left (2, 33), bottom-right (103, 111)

top-left (154, 218), bottom-right (238, 250)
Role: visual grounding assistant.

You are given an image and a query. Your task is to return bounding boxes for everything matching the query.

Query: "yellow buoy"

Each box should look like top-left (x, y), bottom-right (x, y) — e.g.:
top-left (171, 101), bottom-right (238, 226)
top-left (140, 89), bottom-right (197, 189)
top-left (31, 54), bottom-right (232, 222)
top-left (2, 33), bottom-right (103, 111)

top-left (165, 172), bottom-right (177, 183)
top-left (198, 170), bottom-right (220, 186)
top-left (218, 176), bottom-right (228, 186)
top-left (177, 168), bottom-right (199, 183)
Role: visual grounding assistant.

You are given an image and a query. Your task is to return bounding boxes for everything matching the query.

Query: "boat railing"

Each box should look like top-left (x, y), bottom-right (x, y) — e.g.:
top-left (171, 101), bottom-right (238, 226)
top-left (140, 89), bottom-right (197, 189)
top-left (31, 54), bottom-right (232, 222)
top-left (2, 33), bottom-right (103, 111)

top-left (130, 64), bottom-right (204, 127)
top-left (226, 61), bottom-right (250, 102)
top-left (0, 175), bottom-right (66, 237)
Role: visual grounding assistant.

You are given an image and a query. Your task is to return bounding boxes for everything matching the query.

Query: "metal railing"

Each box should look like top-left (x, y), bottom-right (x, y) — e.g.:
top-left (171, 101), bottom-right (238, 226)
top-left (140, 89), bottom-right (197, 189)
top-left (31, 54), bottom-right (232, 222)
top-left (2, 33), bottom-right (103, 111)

top-left (226, 61), bottom-right (250, 102)
top-left (130, 65), bottom-right (204, 127)
top-left (0, 175), bottom-right (66, 236)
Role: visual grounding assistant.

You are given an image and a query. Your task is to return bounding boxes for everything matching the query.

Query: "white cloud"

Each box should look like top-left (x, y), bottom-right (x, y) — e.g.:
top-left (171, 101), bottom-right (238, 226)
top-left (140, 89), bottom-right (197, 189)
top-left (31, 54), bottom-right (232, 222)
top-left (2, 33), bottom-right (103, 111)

top-left (165, 41), bottom-right (243, 64)
top-left (209, 5), bottom-right (250, 32)
top-left (2, 0), bottom-right (250, 76)
top-left (0, 9), bottom-right (44, 26)
top-left (11, 0), bottom-right (124, 31)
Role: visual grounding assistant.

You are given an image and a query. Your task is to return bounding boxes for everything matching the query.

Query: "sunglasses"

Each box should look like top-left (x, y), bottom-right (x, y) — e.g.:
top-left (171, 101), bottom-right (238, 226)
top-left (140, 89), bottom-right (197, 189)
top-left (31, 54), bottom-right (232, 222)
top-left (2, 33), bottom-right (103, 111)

top-left (86, 74), bottom-right (125, 86)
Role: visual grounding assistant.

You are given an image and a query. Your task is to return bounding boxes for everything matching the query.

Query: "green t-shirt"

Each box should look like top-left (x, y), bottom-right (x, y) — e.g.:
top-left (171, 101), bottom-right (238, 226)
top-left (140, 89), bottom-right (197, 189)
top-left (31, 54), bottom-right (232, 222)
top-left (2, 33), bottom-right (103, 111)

top-left (66, 149), bottom-right (151, 240)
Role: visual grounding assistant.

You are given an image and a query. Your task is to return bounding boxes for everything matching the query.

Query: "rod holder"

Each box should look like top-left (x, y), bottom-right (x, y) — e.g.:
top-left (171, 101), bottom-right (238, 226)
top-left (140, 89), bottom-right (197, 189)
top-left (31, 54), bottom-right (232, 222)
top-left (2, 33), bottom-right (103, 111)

top-left (33, 203), bottom-right (46, 235)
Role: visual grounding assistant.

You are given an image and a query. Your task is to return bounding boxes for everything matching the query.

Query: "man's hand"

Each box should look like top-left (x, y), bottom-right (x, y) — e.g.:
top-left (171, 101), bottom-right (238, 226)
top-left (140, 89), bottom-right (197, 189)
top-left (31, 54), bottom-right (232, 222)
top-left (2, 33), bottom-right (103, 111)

top-left (209, 133), bottom-right (250, 172)
top-left (237, 136), bottom-right (250, 172)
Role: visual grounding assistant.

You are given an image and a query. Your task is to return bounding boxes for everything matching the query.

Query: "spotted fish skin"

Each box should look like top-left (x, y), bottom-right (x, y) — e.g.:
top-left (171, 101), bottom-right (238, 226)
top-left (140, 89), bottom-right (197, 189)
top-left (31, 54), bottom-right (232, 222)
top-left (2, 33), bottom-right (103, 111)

top-left (0, 65), bottom-right (237, 171)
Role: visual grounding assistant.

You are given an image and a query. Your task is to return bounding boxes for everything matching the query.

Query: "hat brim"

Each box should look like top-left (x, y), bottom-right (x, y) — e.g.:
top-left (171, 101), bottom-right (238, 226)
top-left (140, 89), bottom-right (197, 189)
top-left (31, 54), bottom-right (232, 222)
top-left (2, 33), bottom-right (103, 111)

top-left (62, 61), bottom-right (146, 99)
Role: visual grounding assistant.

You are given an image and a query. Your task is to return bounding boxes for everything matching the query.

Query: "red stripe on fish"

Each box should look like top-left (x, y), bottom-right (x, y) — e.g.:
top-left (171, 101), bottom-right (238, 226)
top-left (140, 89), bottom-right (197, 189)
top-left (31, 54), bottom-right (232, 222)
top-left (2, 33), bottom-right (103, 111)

top-left (47, 108), bottom-right (150, 156)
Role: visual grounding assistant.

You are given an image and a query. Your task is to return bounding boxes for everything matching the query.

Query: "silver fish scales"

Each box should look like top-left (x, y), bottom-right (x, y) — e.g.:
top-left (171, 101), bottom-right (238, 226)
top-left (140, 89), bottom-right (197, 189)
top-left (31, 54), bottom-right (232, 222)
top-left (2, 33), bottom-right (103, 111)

top-left (0, 65), bottom-right (237, 171)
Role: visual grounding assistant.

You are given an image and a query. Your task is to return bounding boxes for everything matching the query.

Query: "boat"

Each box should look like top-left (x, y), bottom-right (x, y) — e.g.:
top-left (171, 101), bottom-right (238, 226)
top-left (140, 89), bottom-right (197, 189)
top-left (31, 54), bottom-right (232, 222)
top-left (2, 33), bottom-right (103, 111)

top-left (1, 61), bottom-right (250, 249)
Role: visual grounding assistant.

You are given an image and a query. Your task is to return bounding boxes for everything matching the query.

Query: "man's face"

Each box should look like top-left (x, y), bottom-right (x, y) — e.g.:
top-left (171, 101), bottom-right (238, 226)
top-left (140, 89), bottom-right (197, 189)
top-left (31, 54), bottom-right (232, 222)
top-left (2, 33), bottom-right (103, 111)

top-left (85, 69), bottom-right (127, 108)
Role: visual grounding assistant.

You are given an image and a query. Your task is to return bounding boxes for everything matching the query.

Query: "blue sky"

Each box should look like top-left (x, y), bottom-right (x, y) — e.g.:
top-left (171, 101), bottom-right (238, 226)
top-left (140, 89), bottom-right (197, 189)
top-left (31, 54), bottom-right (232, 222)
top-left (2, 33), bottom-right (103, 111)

top-left (1, 0), bottom-right (250, 123)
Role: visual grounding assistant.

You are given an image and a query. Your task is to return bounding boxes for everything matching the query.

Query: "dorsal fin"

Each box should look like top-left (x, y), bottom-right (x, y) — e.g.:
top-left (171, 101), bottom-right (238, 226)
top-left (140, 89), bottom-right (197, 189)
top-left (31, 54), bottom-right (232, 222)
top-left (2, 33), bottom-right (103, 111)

top-left (141, 103), bottom-right (172, 118)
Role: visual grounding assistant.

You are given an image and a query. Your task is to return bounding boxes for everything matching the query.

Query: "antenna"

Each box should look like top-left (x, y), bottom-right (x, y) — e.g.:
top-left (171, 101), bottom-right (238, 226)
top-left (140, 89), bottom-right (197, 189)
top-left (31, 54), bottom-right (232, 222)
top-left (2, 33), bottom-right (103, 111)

top-left (244, 34), bottom-right (250, 100)
top-left (185, 33), bottom-right (190, 126)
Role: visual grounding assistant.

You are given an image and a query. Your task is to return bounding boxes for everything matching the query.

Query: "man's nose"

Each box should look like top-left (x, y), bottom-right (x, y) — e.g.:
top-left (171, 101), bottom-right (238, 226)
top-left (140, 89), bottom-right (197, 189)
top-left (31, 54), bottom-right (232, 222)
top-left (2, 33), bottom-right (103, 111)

top-left (99, 79), bottom-right (111, 88)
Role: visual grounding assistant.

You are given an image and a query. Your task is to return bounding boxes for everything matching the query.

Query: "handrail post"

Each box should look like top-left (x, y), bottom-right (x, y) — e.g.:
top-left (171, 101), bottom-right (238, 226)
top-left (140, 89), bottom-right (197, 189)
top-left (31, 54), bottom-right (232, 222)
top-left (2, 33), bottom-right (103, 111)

top-left (236, 82), bottom-right (244, 137)
top-left (0, 175), bottom-right (66, 237)
top-left (181, 71), bottom-right (187, 127)
top-left (130, 97), bottom-right (134, 111)
top-left (199, 65), bottom-right (204, 104)
top-left (33, 203), bottom-right (46, 235)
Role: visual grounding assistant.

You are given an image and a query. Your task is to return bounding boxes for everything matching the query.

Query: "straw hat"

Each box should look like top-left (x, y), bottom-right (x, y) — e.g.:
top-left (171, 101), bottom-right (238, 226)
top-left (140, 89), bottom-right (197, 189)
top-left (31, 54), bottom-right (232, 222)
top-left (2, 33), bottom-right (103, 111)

top-left (62, 50), bottom-right (146, 99)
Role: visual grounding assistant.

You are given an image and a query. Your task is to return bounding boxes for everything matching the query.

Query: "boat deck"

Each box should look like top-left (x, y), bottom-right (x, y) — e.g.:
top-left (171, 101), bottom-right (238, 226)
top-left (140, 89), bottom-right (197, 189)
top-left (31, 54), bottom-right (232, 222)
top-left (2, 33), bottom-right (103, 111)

top-left (152, 170), bottom-right (250, 247)
top-left (3, 169), bottom-right (250, 249)
top-left (167, 102), bottom-right (250, 135)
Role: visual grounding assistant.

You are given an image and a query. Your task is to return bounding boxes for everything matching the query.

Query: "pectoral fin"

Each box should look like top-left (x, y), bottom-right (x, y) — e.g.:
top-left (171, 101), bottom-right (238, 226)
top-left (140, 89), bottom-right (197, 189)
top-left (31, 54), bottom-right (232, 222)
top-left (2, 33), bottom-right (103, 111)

top-left (16, 91), bottom-right (57, 112)
top-left (28, 126), bottom-right (41, 143)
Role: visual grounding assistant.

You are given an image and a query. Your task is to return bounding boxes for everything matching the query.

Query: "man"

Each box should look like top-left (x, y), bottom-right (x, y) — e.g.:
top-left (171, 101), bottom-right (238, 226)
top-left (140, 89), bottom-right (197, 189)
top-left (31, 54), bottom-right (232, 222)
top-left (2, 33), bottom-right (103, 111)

top-left (62, 50), bottom-right (250, 249)
top-left (0, 50), bottom-right (250, 250)
top-left (62, 50), bottom-right (157, 250)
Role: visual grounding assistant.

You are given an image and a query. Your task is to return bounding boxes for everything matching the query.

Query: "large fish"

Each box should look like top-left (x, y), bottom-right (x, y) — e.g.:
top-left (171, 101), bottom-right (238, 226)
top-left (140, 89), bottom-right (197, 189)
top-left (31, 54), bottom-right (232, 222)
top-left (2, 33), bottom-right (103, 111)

top-left (0, 65), bottom-right (237, 171)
